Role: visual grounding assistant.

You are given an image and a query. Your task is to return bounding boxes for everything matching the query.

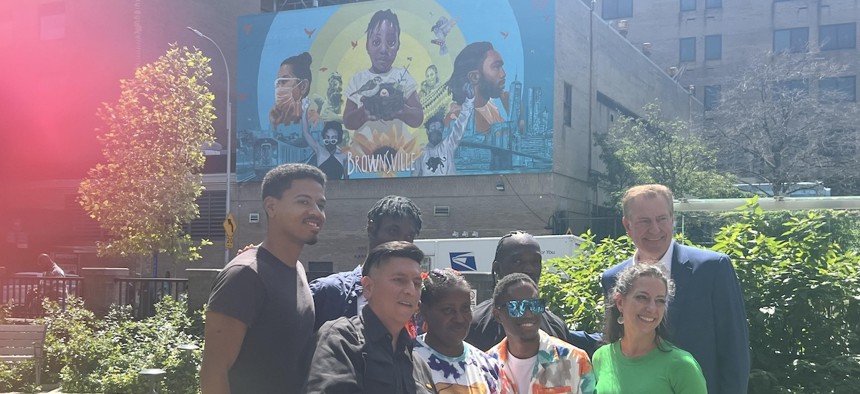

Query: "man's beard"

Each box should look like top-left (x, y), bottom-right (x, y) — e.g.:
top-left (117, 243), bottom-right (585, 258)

top-left (478, 76), bottom-right (503, 99)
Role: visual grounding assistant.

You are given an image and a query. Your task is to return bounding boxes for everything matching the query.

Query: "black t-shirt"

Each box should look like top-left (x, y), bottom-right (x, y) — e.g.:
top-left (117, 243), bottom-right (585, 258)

top-left (207, 247), bottom-right (314, 394)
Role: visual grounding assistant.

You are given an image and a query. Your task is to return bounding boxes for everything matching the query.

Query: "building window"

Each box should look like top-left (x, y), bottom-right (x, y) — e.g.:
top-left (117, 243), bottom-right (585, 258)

top-left (705, 0), bottom-right (722, 8)
top-left (774, 79), bottom-right (809, 97)
top-left (39, 2), bottom-right (65, 40)
top-left (774, 27), bottom-right (809, 53)
top-left (820, 23), bottom-right (856, 51)
top-left (819, 76), bottom-right (856, 102)
top-left (680, 37), bottom-right (696, 62)
top-left (602, 0), bottom-right (633, 20)
top-left (185, 190), bottom-right (227, 238)
top-left (704, 35), bottom-right (722, 60)
top-left (564, 83), bottom-right (572, 127)
top-left (681, 0), bottom-right (696, 11)
top-left (704, 85), bottom-right (721, 110)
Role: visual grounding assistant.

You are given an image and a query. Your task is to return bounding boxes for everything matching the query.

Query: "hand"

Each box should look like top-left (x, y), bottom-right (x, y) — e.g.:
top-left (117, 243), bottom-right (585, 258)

top-left (463, 81), bottom-right (475, 101)
top-left (364, 107), bottom-right (379, 122)
top-left (236, 244), bottom-right (259, 255)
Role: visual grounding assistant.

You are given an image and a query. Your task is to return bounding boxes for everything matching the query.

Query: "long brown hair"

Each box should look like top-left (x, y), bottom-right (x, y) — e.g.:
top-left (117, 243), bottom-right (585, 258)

top-left (604, 263), bottom-right (676, 350)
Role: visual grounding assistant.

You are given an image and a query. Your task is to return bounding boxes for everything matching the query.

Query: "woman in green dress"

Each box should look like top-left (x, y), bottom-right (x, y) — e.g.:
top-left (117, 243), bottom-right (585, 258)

top-left (593, 263), bottom-right (707, 394)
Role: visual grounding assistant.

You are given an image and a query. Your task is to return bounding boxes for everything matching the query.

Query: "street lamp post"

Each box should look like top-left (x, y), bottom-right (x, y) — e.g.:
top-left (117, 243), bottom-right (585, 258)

top-left (188, 27), bottom-right (232, 265)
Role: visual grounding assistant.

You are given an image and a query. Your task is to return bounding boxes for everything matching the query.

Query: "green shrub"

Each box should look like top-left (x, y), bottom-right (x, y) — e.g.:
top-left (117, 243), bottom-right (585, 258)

top-left (543, 200), bottom-right (860, 393)
top-left (713, 201), bottom-right (860, 393)
top-left (39, 295), bottom-right (203, 394)
top-left (541, 231), bottom-right (633, 333)
top-left (0, 359), bottom-right (40, 393)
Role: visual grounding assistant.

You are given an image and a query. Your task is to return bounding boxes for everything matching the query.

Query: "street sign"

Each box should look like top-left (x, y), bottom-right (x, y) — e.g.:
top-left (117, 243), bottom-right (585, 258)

top-left (565, 227), bottom-right (573, 235)
top-left (223, 213), bottom-right (236, 237)
top-left (226, 235), bottom-right (234, 249)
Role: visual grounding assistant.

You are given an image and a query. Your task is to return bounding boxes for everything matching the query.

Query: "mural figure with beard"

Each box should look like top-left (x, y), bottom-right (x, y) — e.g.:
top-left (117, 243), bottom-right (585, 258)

top-left (446, 42), bottom-right (508, 136)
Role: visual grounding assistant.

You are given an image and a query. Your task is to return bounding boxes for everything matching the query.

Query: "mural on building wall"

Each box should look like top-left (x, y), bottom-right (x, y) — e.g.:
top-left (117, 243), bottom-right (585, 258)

top-left (236, 0), bottom-right (555, 181)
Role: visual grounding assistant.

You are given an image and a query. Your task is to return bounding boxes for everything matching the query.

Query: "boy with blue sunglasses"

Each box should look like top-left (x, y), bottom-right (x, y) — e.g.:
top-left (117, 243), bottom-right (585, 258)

top-left (487, 273), bottom-right (595, 394)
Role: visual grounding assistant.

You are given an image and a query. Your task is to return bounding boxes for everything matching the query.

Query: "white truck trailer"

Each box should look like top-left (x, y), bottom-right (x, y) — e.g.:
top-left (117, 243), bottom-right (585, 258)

top-left (413, 234), bottom-right (583, 273)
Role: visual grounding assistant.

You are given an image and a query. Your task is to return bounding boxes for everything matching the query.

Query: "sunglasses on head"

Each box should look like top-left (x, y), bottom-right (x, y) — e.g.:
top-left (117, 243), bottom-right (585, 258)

top-left (498, 298), bottom-right (546, 318)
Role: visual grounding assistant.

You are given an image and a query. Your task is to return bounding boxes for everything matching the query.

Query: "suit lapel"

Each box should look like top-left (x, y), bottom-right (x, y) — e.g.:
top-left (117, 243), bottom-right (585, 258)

top-left (671, 243), bottom-right (694, 301)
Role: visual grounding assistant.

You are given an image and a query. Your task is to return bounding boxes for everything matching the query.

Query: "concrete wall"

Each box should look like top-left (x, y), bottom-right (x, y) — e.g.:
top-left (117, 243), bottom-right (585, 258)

top-left (216, 173), bottom-right (558, 272)
top-left (554, 1), bottom-right (701, 218)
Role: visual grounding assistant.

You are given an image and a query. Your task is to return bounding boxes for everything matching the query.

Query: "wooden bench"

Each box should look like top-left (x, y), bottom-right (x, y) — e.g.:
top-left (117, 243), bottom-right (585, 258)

top-left (0, 324), bottom-right (46, 386)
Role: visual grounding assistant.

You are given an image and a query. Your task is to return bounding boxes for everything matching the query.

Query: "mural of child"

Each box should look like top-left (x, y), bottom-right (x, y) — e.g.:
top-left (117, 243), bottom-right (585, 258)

top-left (343, 9), bottom-right (424, 148)
top-left (413, 82), bottom-right (474, 177)
top-left (313, 72), bottom-right (344, 123)
top-left (270, 52), bottom-right (316, 129)
top-left (419, 64), bottom-right (450, 119)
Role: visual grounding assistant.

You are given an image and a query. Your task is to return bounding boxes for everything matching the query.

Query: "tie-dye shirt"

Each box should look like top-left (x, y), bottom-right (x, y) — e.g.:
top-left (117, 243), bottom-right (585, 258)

top-left (414, 334), bottom-right (502, 393)
top-left (487, 330), bottom-right (596, 394)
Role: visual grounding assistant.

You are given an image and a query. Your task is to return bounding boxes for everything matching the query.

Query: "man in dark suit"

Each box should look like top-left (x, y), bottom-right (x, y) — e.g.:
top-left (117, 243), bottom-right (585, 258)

top-left (601, 184), bottom-right (749, 394)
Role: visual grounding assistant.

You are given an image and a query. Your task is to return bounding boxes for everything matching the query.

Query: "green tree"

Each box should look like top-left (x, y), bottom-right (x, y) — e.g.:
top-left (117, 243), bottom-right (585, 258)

top-left (596, 101), bottom-right (742, 209)
top-left (78, 45), bottom-right (215, 264)
top-left (706, 51), bottom-right (860, 196)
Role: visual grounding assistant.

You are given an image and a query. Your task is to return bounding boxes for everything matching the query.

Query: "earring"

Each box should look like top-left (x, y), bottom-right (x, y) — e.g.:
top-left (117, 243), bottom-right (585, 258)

top-left (617, 314), bottom-right (624, 325)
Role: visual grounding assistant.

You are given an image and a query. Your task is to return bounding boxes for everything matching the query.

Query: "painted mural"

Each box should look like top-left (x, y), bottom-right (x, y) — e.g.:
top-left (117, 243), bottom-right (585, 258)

top-left (236, 0), bottom-right (555, 181)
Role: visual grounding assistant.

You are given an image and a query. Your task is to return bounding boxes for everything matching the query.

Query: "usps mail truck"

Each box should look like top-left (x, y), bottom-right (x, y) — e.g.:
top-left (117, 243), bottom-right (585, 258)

top-left (413, 234), bottom-right (583, 273)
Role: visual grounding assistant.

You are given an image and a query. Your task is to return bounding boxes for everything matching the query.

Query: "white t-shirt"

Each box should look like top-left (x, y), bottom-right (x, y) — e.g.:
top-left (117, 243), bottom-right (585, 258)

top-left (413, 98), bottom-right (473, 176)
top-left (506, 350), bottom-right (537, 394)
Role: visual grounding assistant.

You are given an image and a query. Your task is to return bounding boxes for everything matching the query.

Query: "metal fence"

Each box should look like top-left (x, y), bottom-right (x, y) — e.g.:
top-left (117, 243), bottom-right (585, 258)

top-left (115, 278), bottom-right (189, 320)
top-left (0, 276), bottom-right (84, 319)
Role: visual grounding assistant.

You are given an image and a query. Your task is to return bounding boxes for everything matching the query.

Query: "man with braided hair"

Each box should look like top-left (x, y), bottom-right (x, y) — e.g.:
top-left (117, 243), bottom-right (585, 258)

top-left (465, 231), bottom-right (601, 356)
top-left (309, 195), bottom-right (423, 330)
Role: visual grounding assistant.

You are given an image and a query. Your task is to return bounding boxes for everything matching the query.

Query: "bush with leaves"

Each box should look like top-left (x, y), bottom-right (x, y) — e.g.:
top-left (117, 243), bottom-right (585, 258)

top-left (544, 200), bottom-right (860, 393)
top-left (713, 200), bottom-right (860, 393)
top-left (38, 296), bottom-right (203, 394)
top-left (541, 231), bottom-right (633, 333)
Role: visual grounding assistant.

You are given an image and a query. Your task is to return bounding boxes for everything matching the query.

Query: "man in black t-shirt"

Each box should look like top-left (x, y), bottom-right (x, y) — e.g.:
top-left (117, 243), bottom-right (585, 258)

top-left (201, 163), bottom-right (327, 394)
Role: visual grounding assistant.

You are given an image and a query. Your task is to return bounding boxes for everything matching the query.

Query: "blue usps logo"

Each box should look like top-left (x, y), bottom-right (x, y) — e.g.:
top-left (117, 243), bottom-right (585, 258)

top-left (449, 252), bottom-right (477, 271)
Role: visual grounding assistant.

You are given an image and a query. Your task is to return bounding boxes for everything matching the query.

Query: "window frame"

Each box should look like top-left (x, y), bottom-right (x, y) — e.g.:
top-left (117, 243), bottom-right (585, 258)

top-left (679, 37), bottom-right (696, 62)
top-left (819, 23), bottom-right (856, 51)
top-left (773, 27), bottom-right (809, 53)
top-left (704, 34), bottom-right (722, 60)
top-left (704, 85), bottom-right (721, 111)
top-left (819, 76), bottom-right (856, 102)
top-left (602, 0), bottom-right (633, 20)
top-left (680, 0), bottom-right (696, 11)
top-left (563, 83), bottom-right (572, 127)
